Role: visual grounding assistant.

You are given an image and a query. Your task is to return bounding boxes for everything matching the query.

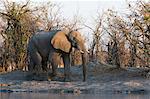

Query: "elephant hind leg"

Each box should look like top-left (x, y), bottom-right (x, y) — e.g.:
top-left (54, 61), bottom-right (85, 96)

top-left (28, 57), bottom-right (35, 72)
top-left (42, 60), bottom-right (48, 72)
top-left (30, 52), bottom-right (43, 75)
top-left (51, 62), bottom-right (58, 77)
top-left (48, 52), bottom-right (59, 77)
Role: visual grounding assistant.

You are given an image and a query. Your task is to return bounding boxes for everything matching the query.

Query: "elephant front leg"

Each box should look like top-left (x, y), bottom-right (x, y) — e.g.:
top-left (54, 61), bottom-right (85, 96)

top-left (62, 53), bottom-right (71, 82)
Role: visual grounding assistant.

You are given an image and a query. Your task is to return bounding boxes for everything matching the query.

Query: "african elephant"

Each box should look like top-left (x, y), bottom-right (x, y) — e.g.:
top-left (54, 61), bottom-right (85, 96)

top-left (27, 29), bottom-right (87, 81)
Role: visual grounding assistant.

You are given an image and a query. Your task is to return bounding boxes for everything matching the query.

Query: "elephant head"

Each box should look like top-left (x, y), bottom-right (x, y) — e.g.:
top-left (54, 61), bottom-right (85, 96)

top-left (51, 30), bottom-right (86, 53)
top-left (51, 30), bottom-right (87, 81)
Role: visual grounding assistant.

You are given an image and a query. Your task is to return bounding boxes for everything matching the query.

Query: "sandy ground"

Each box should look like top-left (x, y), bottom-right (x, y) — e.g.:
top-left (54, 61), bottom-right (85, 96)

top-left (0, 62), bottom-right (150, 94)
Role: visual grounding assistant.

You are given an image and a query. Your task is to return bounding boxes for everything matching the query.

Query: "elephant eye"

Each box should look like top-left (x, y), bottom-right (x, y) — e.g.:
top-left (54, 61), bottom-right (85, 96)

top-left (71, 36), bottom-right (75, 40)
top-left (74, 37), bottom-right (78, 43)
top-left (71, 37), bottom-right (77, 46)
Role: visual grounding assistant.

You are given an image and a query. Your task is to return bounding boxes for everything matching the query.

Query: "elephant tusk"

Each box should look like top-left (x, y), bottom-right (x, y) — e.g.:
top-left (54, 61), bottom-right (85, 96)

top-left (80, 50), bottom-right (84, 54)
top-left (86, 50), bottom-right (90, 54)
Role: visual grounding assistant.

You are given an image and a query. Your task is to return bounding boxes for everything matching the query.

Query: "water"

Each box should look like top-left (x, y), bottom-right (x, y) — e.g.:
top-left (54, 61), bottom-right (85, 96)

top-left (0, 93), bottom-right (150, 99)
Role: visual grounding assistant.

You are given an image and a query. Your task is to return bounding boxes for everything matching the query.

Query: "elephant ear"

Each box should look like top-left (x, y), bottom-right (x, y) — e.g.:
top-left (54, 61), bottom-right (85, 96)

top-left (51, 31), bottom-right (71, 53)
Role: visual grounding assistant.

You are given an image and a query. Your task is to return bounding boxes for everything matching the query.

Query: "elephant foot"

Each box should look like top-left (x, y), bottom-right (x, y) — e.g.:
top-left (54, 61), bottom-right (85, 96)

top-left (51, 76), bottom-right (62, 81)
top-left (64, 77), bottom-right (71, 82)
top-left (34, 71), bottom-right (41, 76)
top-left (48, 72), bottom-right (57, 77)
top-left (48, 72), bottom-right (65, 81)
top-left (42, 66), bottom-right (49, 72)
top-left (34, 65), bottom-right (43, 73)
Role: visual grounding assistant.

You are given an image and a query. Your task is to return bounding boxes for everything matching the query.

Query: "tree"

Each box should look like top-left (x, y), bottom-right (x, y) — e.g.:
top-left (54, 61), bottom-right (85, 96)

top-left (104, 1), bottom-right (150, 68)
top-left (0, 0), bottom-right (62, 71)
top-left (84, 14), bottom-right (104, 62)
top-left (104, 10), bottom-right (126, 68)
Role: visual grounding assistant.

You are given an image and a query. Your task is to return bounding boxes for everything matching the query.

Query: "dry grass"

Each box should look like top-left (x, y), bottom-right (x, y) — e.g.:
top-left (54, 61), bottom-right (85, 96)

top-left (92, 63), bottom-right (125, 76)
top-left (0, 66), bottom-right (6, 73)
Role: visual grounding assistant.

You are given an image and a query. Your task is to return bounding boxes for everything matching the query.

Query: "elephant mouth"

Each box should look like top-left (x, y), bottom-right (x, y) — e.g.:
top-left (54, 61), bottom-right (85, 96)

top-left (76, 45), bottom-right (84, 54)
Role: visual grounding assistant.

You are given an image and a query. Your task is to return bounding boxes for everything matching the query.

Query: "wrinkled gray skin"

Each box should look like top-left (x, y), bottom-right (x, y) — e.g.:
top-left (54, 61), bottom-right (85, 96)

top-left (27, 30), bottom-right (87, 81)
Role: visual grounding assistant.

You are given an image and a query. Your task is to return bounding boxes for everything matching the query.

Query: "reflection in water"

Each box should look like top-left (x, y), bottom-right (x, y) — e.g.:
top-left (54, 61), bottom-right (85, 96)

top-left (0, 93), bottom-right (149, 99)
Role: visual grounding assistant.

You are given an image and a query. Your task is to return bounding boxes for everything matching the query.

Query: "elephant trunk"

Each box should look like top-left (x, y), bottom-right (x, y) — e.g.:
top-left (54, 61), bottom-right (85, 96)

top-left (79, 44), bottom-right (87, 81)
top-left (81, 52), bottom-right (87, 81)
top-left (76, 41), bottom-right (87, 81)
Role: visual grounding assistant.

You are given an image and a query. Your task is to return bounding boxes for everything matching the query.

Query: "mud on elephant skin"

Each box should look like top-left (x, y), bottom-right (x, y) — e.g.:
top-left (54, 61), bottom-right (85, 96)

top-left (27, 29), bottom-right (87, 81)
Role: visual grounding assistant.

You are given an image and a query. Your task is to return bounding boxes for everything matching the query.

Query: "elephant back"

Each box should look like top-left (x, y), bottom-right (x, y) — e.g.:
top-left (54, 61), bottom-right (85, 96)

top-left (27, 29), bottom-right (61, 54)
top-left (31, 29), bottom-right (61, 40)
